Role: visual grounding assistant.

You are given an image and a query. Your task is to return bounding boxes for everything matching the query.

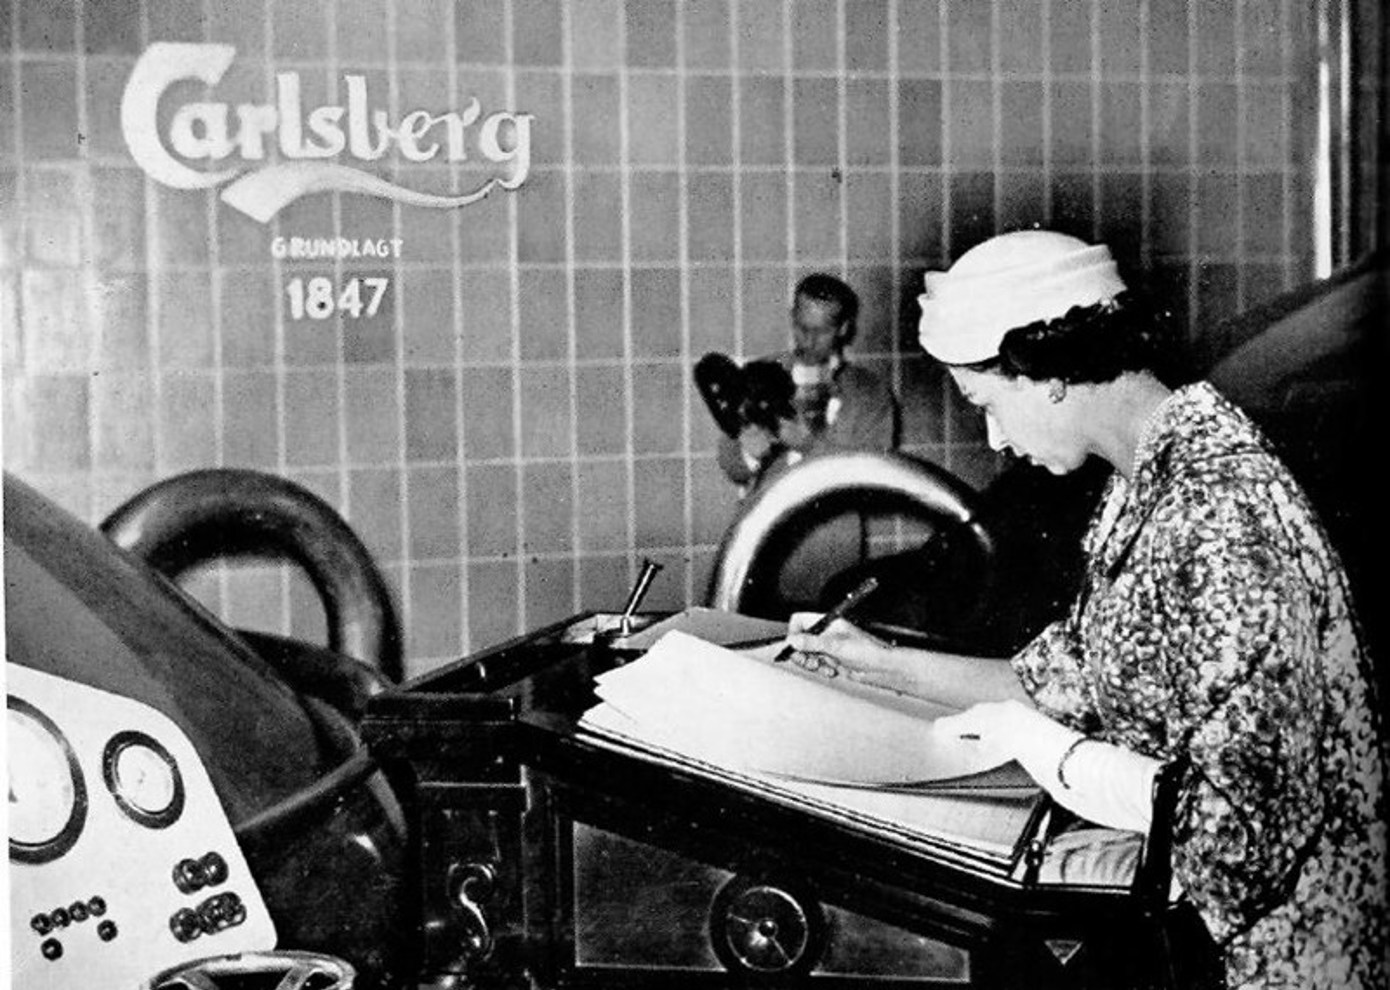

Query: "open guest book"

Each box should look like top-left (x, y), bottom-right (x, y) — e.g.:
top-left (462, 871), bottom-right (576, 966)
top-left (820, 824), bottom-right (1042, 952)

top-left (579, 629), bottom-right (1049, 875)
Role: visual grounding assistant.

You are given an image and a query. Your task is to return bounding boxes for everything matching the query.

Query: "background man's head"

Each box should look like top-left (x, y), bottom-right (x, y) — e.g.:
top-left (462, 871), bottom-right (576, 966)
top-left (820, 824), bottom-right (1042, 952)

top-left (792, 274), bottom-right (859, 365)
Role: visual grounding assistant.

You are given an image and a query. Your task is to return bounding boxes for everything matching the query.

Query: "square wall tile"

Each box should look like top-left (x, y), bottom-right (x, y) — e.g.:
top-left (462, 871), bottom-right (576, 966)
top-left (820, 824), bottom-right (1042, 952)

top-left (1049, 81), bottom-right (1094, 166)
top-left (1242, 176), bottom-right (1286, 256)
top-left (740, 174), bottom-right (788, 262)
top-left (93, 274), bottom-right (150, 370)
top-left (740, 268), bottom-right (792, 356)
top-left (1098, 0), bottom-right (1143, 76)
top-left (461, 366), bottom-right (516, 459)
top-left (516, 171), bottom-right (568, 264)
top-left (685, 77), bottom-right (733, 165)
top-left (1148, 83), bottom-right (1191, 166)
top-left (519, 268), bottom-right (570, 361)
top-left (1239, 0), bottom-right (1286, 77)
top-left (342, 271), bottom-right (398, 365)
top-left (1098, 172), bottom-right (1145, 264)
top-left (946, 0), bottom-right (993, 73)
top-left (455, 0), bottom-right (508, 64)
top-left (629, 173), bottom-right (681, 263)
top-left (153, 186), bottom-right (211, 269)
top-left (628, 75), bottom-right (681, 167)
top-left (455, 189), bottom-right (513, 265)
top-left (794, 172), bottom-right (843, 262)
top-left (222, 371), bottom-right (280, 468)
top-left (1148, 173), bottom-right (1192, 256)
top-left (158, 372), bottom-right (218, 471)
top-left (573, 268), bottom-right (626, 360)
top-left (631, 269), bottom-right (683, 358)
top-left (687, 173), bottom-right (735, 261)
top-left (898, 80), bottom-right (943, 167)
top-left (1048, 171), bottom-right (1095, 242)
top-left (1195, 174), bottom-right (1239, 256)
top-left (221, 270), bottom-right (277, 368)
top-left (897, 1), bottom-right (942, 76)
top-left (157, 271), bottom-right (216, 369)
top-left (29, 374), bottom-right (91, 470)
top-left (395, 0), bottom-right (452, 63)
top-left (468, 559), bottom-right (522, 649)
top-left (846, 80), bottom-right (892, 168)
top-left (524, 557), bottom-right (577, 630)
top-left (577, 461), bottom-right (629, 552)
top-left (793, 0), bottom-right (838, 69)
top-left (223, 566), bottom-right (287, 639)
top-left (402, 268), bottom-right (460, 365)
top-left (458, 269), bottom-right (515, 363)
top-left (631, 364), bottom-right (685, 454)
top-left (1000, 82), bottom-right (1044, 166)
top-left (578, 554), bottom-right (632, 613)
top-left (736, 0), bottom-right (786, 74)
top-left (284, 369), bottom-right (340, 467)
top-left (687, 268), bottom-right (737, 355)
top-left (633, 457), bottom-right (686, 547)
top-left (272, 0), bottom-right (329, 58)
top-left (408, 466), bottom-right (461, 560)
top-left (24, 269), bottom-right (87, 371)
top-left (514, 0), bottom-right (564, 66)
top-left (739, 77), bottom-right (787, 167)
top-left (572, 74), bottom-right (623, 165)
top-left (570, 0), bottom-right (623, 70)
top-left (84, 62), bottom-right (137, 158)
top-left (996, 0), bottom-right (1044, 74)
top-left (406, 368), bottom-right (460, 462)
top-left (793, 78), bottom-right (839, 166)
top-left (690, 455), bottom-right (739, 544)
top-left (573, 172), bottom-right (623, 263)
top-left (522, 461), bottom-right (576, 554)
top-left (349, 468), bottom-right (405, 564)
top-left (92, 372), bottom-right (154, 471)
top-left (683, 0), bottom-right (731, 69)
top-left (344, 367), bottom-right (402, 465)
top-left (518, 365), bottom-right (573, 458)
top-left (898, 171), bottom-right (945, 263)
top-left (627, 0), bottom-right (677, 67)
top-left (846, 172), bottom-right (892, 261)
top-left (21, 61), bottom-right (80, 159)
top-left (949, 172), bottom-right (997, 254)
top-left (407, 562), bottom-right (464, 660)
top-left (1197, 83), bottom-right (1239, 166)
top-left (20, 2), bottom-right (76, 51)
top-left (23, 167), bottom-right (81, 266)
top-left (1100, 83), bottom-right (1143, 164)
top-left (1194, 1), bottom-right (1236, 77)
top-left (465, 463), bottom-right (520, 557)
top-left (1148, 0), bottom-right (1191, 76)
top-left (1241, 85), bottom-right (1289, 167)
top-left (845, 266), bottom-right (894, 353)
top-left (846, 0), bottom-right (890, 72)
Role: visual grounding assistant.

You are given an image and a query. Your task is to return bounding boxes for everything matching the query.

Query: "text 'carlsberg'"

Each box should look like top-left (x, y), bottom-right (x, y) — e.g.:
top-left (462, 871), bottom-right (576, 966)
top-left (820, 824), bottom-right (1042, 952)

top-left (122, 43), bottom-right (534, 223)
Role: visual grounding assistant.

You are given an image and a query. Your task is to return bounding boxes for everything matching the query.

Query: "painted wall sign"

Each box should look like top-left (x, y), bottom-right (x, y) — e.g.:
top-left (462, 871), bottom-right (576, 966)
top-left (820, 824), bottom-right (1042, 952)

top-left (121, 43), bottom-right (534, 223)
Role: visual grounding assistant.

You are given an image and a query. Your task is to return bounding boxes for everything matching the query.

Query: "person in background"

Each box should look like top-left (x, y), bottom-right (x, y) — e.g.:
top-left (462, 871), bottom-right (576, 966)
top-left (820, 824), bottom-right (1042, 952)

top-left (784, 231), bottom-right (1387, 989)
top-left (716, 273), bottom-right (898, 495)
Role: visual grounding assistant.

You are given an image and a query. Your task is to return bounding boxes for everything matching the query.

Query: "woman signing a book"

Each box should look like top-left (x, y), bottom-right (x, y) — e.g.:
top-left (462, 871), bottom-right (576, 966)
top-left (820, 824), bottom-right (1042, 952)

top-left (784, 230), bottom-right (1386, 990)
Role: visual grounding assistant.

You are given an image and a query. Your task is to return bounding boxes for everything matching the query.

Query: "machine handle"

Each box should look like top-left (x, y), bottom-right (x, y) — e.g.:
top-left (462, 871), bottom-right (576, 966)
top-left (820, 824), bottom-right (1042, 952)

top-left (447, 862), bottom-right (497, 960)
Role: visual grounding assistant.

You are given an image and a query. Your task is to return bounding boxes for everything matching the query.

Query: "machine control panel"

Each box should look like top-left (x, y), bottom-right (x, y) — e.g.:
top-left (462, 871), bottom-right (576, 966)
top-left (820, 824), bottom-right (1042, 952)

top-left (8, 664), bottom-right (276, 990)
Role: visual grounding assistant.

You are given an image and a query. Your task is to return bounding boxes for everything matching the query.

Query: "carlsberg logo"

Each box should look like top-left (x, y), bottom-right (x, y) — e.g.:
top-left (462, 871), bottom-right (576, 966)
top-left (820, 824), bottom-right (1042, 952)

top-left (122, 43), bottom-right (534, 223)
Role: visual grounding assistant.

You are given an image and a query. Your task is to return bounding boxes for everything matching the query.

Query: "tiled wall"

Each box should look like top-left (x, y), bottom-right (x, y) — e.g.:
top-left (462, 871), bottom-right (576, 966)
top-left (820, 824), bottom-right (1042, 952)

top-left (1, 0), bottom-right (1323, 677)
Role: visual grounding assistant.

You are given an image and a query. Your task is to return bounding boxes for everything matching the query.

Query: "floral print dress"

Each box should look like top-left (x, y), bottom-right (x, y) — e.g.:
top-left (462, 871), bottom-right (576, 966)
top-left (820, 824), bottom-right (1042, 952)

top-left (1012, 382), bottom-right (1387, 989)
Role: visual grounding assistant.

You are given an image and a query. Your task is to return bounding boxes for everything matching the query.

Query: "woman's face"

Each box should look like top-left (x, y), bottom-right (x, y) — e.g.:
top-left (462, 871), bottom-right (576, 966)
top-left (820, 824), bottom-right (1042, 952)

top-left (947, 366), bottom-right (1087, 475)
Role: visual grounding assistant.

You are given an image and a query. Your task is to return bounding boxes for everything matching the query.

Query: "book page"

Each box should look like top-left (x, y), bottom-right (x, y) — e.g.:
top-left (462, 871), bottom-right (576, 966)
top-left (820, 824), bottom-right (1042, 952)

top-left (586, 630), bottom-right (1016, 786)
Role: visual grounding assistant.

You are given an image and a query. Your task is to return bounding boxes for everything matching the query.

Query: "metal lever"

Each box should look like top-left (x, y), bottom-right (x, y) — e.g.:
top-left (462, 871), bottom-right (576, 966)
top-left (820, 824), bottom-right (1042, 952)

top-left (618, 558), bottom-right (663, 637)
top-left (447, 862), bottom-right (496, 960)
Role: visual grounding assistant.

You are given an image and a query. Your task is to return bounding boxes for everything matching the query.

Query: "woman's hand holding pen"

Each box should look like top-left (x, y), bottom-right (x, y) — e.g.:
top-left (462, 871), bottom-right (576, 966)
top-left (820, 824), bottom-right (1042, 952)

top-left (783, 612), bottom-right (901, 690)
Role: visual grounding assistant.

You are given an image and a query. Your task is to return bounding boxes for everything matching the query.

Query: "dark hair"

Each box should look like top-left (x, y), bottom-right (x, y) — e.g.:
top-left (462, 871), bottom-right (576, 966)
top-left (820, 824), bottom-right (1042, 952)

top-left (953, 291), bottom-right (1185, 386)
top-left (795, 273), bottom-right (859, 327)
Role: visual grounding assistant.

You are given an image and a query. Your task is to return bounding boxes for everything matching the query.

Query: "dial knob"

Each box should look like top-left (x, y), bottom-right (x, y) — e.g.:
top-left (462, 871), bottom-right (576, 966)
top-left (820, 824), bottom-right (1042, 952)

top-left (103, 731), bottom-right (184, 828)
top-left (711, 878), bottom-right (823, 975)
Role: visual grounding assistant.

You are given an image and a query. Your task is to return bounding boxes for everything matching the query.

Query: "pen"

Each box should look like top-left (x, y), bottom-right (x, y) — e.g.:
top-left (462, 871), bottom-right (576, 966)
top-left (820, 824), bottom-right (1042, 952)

top-left (774, 575), bottom-right (880, 663)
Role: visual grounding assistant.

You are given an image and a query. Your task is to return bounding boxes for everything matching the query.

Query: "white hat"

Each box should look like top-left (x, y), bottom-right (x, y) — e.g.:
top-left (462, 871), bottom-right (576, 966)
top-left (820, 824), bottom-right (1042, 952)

top-left (916, 231), bottom-right (1127, 364)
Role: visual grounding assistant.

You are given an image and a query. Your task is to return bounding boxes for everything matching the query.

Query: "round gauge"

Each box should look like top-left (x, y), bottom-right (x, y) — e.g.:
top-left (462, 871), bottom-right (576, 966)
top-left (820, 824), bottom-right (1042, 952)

top-left (103, 731), bottom-right (185, 829)
top-left (8, 697), bottom-right (88, 864)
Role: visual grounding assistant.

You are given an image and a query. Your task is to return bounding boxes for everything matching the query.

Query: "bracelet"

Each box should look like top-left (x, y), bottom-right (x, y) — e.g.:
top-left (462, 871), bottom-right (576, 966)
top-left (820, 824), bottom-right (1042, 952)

top-left (1056, 735), bottom-right (1090, 790)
